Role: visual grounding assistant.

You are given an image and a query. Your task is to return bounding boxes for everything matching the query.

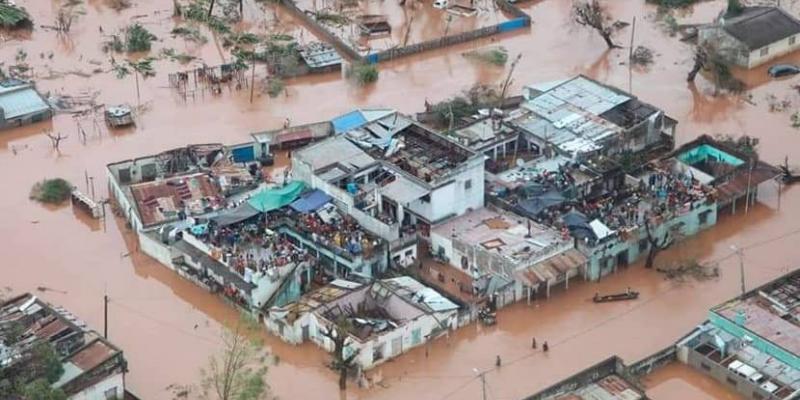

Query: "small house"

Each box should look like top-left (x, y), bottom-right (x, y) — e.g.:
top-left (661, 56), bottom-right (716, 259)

top-left (0, 79), bottom-right (52, 130)
top-left (699, 7), bottom-right (800, 68)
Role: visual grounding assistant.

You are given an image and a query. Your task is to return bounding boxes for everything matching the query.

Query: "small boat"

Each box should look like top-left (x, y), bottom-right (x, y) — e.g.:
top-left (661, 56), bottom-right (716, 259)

top-left (593, 290), bottom-right (639, 303)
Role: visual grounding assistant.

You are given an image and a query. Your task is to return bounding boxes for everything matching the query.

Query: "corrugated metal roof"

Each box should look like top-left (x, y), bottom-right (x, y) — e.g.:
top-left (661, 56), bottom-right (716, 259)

top-left (0, 84), bottom-right (50, 120)
top-left (382, 276), bottom-right (459, 313)
top-left (296, 136), bottom-right (375, 172)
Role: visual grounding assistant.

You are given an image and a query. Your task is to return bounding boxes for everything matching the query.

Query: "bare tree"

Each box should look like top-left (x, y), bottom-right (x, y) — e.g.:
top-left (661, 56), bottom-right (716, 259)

top-left (319, 320), bottom-right (360, 391)
top-left (45, 131), bottom-right (68, 150)
top-left (644, 217), bottom-right (673, 269)
top-left (687, 42), bottom-right (744, 96)
top-left (499, 53), bottom-right (523, 104)
top-left (199, 317), bottom-right (271, 400)
top-left (572, 0), bottom-right (621, 49)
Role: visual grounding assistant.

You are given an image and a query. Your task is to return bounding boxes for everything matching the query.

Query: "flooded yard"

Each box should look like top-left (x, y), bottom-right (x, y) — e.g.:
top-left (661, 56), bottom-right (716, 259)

top-left (2, 0), bottom-right (800, 399)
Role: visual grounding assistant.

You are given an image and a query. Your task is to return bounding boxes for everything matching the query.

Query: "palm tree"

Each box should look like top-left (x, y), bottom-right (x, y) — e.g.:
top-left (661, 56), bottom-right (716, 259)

top-left (112, 57), bottom-right (156, 105)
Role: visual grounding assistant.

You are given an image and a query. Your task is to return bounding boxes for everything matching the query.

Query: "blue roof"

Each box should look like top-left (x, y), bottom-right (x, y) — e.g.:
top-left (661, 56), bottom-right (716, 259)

top-left (290, 189), bottom-right (332, 213)
top-left (332, 111), bottom-right (368, 134)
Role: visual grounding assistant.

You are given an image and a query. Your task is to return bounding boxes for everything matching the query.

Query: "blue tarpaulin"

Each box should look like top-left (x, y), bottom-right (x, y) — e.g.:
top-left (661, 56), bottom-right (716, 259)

top-left (290, 189), bottom-right (332, 213)
top-left (332, 110), bottom-right (368, 134)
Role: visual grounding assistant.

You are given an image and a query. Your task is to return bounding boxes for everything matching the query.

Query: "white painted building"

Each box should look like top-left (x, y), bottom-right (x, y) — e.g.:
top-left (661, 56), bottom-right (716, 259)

top-left (699, 6), bottom-right (800, 68)
top-left (265, 277), bottom-right (459, 370)
top-left (430, 207), bottom-right (586, 306)
top-left (292, 113), bottom-right (485, 266)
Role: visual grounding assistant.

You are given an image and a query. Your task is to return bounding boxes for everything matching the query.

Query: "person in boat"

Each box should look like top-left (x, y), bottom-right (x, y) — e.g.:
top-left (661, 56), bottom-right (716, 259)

top-left (626, 287), bottom-right (631, 295)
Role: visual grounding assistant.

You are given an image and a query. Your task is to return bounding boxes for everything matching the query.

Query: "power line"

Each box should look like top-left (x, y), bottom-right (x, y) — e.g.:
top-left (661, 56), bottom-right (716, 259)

top-left (437, 225), bottom-right (800, 399)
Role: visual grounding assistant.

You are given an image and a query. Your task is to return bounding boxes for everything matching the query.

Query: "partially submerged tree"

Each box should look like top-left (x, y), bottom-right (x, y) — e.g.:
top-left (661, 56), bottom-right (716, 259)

top-left (0, 342), bottom-right (65, 396)
top-left (643, 218), bottom-right (673, 269)
top-left (687, 42), bottom-right (744, 95)
top-left (113, 57), bottom-right (157, 105)
top-left (0, 2), bottom-right (33, 29)
top-left (200, 317), bottom-right (271, 400)
top-left (125, 23), bottom-right (157, 52)
top-left (572, 0), bottom-right (621, 49)
top-left (319, 320), bottom-right (360, 391)
top-left (30, 178), bottom-right (72, 204)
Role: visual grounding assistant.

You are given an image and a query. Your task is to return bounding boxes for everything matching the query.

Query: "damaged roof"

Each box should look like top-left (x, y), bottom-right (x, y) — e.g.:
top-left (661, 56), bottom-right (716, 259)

top-left (722, 7), bottom-right (800, 50)
top-left (381, 276), bottom-right (459, 313)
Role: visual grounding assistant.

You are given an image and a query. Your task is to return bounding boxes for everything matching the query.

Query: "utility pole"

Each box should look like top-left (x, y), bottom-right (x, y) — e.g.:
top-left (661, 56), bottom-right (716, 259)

top-left (731, 245), bottom-right (745, 298)
top-left (104, 291), bottom-right (109, 339)
top-left (473, 368), bottom-right (487, 400)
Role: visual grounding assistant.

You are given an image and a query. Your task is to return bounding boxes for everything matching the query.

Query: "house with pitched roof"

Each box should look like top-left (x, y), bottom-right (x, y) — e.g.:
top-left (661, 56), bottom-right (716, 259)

top-left (699, 6), bottom-right (800, 68)
top-left (0, 80), bottom-right (51, 130)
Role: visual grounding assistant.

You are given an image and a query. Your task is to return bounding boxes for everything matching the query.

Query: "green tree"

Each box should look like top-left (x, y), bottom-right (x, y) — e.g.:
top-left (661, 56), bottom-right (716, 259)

top-left (22, 379), bottom-right (67, 400)
top-left (113, 57), bottom-right (156, 105)
top-left (200, 316), bottom-right (271, 400)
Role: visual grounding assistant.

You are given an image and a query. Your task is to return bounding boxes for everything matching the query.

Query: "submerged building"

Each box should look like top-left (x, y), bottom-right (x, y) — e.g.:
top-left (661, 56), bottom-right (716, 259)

top-left (677, 269), bottom-right (800, 400)
top-left (429, 206), bottom-right (586, 307)
top-left (0, 293), bottom-right (131, 399)
top-left (699, 6), bottom-right (800, 69)
top-left (0, 79), bottom-right (52, 130)
top-left (292, 112), bottom-right (486, 267)
top-left (522, 356), bottom-right (648, 400)
top-left (265, 276), bottom-right (458, 370)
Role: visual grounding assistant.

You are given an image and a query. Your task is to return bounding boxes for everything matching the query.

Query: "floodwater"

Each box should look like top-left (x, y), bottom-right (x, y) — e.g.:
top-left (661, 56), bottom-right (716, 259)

top-left (2, 0), bottom-right (800, 399)
top-left (644, 362), bottom-right (743, 400)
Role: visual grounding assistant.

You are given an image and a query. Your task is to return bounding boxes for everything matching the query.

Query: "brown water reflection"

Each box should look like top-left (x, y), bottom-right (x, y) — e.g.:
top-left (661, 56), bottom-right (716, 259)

top-left (2, 0), bottom-right (800, 399)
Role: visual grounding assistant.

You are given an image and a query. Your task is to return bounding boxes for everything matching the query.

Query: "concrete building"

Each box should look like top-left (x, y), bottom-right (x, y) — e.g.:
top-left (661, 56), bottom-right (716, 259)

top-left (699, 7), bottom-right (800, 68)
top-left (429, 207), bottom-right (586, 306)
top-left (512, 75), bottom-right (676, 161)
top-left (107, 142), bottom-right (388, 310)
top-left (0, 293), bottom-right (131, 399)
top-left (522, 356), bottom-right (648, 400)
top-left (669, 135), bottom-right (782, 214)
top-left (292, 113), bottom-right (486, 267)
top-left (676, 269), bottom-right (800, 400)
top-left (0, 79), bottom-right (52, 130)
top-left (265, 277), bottom-right (458, 370)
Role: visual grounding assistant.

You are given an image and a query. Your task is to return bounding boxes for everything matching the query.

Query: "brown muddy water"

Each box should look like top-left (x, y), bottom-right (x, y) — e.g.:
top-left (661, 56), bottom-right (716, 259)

top-left (2, 0), bottom-right (800, 399)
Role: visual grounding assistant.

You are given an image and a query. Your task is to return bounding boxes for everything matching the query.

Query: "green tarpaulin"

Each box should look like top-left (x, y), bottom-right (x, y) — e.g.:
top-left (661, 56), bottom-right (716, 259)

top-left (247, 181), bottom-right (305, 213)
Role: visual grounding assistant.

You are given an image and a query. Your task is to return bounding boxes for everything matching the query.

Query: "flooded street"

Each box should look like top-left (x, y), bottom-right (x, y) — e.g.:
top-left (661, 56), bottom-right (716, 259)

top-left (2, 0), bottom-right (800, 399)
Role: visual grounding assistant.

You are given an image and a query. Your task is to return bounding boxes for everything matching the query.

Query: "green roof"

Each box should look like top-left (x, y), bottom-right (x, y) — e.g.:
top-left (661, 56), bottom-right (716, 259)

top-left (247, 181), bottom-right (305, 213)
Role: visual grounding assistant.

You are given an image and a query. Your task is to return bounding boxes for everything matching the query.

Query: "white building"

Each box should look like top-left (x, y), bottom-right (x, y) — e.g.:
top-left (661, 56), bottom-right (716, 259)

top-left (430, 207), bottom-right (586, 306)
top-left (292, 113), bottom-right (486, 267)
top-left (265, 277), bottom-right (459, 370)
top-left (699, 6), bottom-right (800, 69)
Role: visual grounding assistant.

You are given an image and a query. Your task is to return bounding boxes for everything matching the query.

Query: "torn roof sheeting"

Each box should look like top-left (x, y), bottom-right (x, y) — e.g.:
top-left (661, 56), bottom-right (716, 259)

top-left (381, 276), bottom-right (459, 313)
top-left (331, 108), bottom-right (396, 134)
top-left (296, 136), bottom-right (376, 173)
top-left (521, 76), bottom-right (631, 155)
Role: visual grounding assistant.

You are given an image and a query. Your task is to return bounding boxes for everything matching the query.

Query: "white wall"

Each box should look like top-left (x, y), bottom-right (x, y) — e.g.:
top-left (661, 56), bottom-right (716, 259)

top-left (407, 157), bottom-right (485, 223)
top-left (749, 34), bottom-right (800, 68)
top-left (352, 311), bottom-right (457, 369)
top-left (138, 232), bottom-right (176, 270)
top-left (68, 372), bottom-right (124, 400)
